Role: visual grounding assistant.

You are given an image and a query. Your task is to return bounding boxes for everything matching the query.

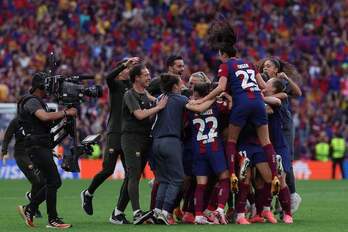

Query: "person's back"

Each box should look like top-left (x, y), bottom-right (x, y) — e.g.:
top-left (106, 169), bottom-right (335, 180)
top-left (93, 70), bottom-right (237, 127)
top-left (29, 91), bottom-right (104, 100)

top-left (152, 93), bottom-right (188, 139)
top-left (220, 57), bottom-right (262, 103)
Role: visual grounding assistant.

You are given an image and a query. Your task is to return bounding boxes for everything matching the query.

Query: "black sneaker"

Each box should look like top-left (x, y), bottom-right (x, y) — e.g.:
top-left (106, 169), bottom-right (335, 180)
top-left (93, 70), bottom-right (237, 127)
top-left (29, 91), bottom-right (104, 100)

top-left (25, 192), bottom-right (42, 218)
top-left (17, 205), bottom-right (35, 227)
top-left (47, 217), bottom-right (72, 229)
top-left (133, 210), bottom-right (153, 225)
top-left (81, 190), bottom-right (93, 215)
top-left (109, 210), bottom-right (130, 224)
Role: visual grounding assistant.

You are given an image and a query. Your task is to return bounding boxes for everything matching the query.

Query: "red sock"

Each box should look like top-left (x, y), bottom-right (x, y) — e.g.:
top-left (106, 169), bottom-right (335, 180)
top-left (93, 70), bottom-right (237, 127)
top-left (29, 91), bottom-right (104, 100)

top-left (207, 183), bottom-right (218, 211)
top-left (235, 182), bottom-right (250, 213)
top-left (279, 187), bottom-right (292, 216)
top-left (226, 141), bottom-right (236, 174)
top-left (255, 188), bottom-right (263, 215)
top-left (262, 183), bottom-right (272, 208)
top-left (262, 144), bottom-right (277, 178)
top-left (150, 181), bottom-right (160, 210)
top-left (194, 184), bottom-right (207, 216)
top-left (217, 178), bottom-right (230, 209)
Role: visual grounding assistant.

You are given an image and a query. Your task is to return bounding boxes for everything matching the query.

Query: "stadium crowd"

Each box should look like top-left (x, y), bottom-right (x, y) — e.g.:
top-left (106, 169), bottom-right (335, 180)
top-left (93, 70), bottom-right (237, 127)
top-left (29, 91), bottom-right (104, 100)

top-left (0, 0), bottom-right (348, 160)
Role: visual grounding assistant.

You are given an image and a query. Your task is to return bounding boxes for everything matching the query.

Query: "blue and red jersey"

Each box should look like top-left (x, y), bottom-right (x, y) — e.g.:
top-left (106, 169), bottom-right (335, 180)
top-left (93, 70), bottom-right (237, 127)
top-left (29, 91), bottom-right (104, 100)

top-left (218, 58), bottom-right (262, 103)
top-left (188, 102), bottom-right (228, 155)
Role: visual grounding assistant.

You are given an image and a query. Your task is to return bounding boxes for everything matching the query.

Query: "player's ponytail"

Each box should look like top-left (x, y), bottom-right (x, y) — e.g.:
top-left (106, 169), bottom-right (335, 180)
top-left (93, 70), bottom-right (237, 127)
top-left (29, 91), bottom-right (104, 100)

top-left (207, 15), bottom-right (237, 57)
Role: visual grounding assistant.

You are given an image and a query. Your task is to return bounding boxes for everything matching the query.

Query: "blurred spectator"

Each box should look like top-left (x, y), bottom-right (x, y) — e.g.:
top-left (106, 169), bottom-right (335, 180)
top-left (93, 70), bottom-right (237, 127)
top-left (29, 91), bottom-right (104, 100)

top-left (0, 1), bottom-right (347, 159)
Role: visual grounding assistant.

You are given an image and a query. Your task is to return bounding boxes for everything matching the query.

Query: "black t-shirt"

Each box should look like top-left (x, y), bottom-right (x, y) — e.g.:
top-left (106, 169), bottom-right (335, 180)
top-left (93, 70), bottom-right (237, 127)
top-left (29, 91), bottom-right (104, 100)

top-left (22, 97), bottom-right (50, 135)
top-left (121, 89), bottom-right (155, 135)
top-left (106, 78), bottom-right (131, 134)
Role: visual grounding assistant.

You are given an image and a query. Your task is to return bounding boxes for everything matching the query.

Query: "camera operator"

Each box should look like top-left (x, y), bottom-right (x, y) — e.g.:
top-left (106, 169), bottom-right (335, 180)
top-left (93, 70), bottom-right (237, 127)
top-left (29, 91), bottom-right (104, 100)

top-left (121, 64), bottom-right (167, 224)
top-left (1, 116), bottom-right (45, 218)
top-left (81, 57), bottom-right (139, 224)
top-left (17, 72), bottom-right (77, 229)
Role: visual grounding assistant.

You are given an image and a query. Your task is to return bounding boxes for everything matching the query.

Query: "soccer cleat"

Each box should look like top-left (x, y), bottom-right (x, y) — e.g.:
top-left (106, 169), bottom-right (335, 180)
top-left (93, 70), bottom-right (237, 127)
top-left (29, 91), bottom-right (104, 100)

top-left (17, 205), bottom-right (35, 227)
top-left (173, 207), bottom-right (183, 222)
top-left (262, 210), bottom-right (277, 224)
top-left (283, 214), bottom-right (293, 224)
top-left (194, 216), bottom-right (213, 224)
top-left (46, 217), bottom-right (72, 229)
top-left (156, 212), bottom-right (169, 225)
top-left (236, 216), bottom-right (250, 225)
top-left (182, 212), bottom-right (195, 224)
top-left (230, 174), bottom-right (239, 193)
top-left (133, 210), bottom-right (153, 225)
top-left (215, 208), bottom-right (228, 225)
top-left (239, 151), bottom-right (250, 180)
top-left (271, 176), bottom-right (280, 195)
top-left (276, 155), bottom-right (284, 175)
top-left (109, 210), bottom-right (130, 224)
top-left (204, 210), bottom-right (219, 224)
top-left (249, 215), bottom-right (265, 223)
top-left (291, 192), bottom-right (302, 214)
top-left (81, 190), bottom-right (93, 215)
top-left (167, 214), bottom-right (175, 225)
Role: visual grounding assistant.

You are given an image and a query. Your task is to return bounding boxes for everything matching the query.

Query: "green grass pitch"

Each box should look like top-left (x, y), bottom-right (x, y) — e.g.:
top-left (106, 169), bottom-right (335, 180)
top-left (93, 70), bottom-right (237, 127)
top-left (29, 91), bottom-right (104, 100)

top-left (1, 180), bottom-right (348, 232)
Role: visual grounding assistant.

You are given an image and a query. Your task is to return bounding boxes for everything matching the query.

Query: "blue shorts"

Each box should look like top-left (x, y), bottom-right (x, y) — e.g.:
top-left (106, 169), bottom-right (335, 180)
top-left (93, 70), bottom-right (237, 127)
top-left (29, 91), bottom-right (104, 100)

top-left (275, 146), bottom-right (291, 173)
top-left (238, 143), bottom-right (267, 166)
top-left (229, 99), bottom-right (268, 128)
top-left (183, 146), bottom-right (193, 176)
top-left (193, 150), bottom-right (227, 176)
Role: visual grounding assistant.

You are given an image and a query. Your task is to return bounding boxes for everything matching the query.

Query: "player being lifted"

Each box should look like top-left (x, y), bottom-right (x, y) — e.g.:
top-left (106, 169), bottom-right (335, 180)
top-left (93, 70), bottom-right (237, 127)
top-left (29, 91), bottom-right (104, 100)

top-left (194, 17), bottom-right (280, 194)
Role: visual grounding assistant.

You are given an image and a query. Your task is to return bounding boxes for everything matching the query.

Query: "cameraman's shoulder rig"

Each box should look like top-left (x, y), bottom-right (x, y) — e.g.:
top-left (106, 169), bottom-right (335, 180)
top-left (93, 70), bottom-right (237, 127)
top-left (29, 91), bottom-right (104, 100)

top-left (17, 94), bottom-right (53, 148)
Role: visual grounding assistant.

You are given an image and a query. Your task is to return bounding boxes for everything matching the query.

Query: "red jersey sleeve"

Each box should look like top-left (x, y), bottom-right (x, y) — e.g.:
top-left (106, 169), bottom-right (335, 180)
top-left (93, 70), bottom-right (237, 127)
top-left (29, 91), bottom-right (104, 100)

top-left (218, 63), bottom-right (229, 79)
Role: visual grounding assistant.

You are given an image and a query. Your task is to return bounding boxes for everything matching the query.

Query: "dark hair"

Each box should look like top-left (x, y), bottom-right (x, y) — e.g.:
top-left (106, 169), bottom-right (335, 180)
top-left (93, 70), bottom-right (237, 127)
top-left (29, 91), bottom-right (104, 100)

top-left (207, 16), bottom-right (237, 57)
top-left (193, 83), bottom-right (211, 97)
top-left (160, 73), bottom-right (180, 93)
top-left (129, 63), bottom-right (146, 83)
top-left (257, 56), bottom-right (301, 82)
top-left (271, 79), bottom-right (286, 93)
top-left (166, 55), bottom-right (183, 68)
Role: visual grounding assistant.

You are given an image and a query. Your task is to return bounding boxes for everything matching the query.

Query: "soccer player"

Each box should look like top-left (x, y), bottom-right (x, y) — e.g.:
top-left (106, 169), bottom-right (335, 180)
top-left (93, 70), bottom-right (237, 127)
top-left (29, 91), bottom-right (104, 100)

top-left (188, 83), bottom-right (231, 224)
top-left (151, 73), bottom-right (215, 225)
top-left (262, 78), bottom-right (294, 224)
top-left (258, 57), bottom-right (302, 213)
top-left (196, 18), bottom-right (280, 194)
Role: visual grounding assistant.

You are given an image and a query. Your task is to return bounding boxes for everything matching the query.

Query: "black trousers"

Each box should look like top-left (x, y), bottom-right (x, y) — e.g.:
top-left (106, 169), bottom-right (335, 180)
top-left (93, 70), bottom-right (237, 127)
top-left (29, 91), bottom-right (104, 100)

top-left (26, 146), bottom-right (61, 220)
top-left (14, 147), bottom-right (46, 200)
top-left (332, 158), bottom-right (345, 179)
top-left (87, 133), bottom-right (128, 211)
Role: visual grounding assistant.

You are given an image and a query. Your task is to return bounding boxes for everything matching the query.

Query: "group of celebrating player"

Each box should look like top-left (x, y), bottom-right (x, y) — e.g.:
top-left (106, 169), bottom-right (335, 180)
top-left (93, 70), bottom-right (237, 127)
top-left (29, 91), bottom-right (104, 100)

top-left (79, 18), bottom-right (302, 226)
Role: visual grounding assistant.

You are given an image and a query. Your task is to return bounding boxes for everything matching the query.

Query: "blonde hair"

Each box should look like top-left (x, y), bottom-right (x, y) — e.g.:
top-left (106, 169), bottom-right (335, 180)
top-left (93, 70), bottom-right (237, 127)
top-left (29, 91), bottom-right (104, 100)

top-left (190, 71), bottom-right (211, 84)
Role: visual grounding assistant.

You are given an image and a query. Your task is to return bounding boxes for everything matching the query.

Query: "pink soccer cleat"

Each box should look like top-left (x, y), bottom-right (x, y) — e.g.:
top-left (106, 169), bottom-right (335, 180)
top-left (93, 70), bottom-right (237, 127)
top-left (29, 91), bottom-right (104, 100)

top-left (262, 210), bottom-right (277, 224)
top-left (283, 214), bottom-right (293, 224)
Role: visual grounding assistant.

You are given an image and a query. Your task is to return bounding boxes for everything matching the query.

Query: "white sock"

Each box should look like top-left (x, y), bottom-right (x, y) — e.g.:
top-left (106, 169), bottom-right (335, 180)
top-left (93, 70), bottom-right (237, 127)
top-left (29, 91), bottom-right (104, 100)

top-left (263, 206), bottom-right (271, 211)
top-left (114, 208), bottom-right (123, 216)
top-left (85, 190), bottom-right (93, 197)
top-left (251, 204), bottom-right (257, 217)
top-left (237, 213), bottom-right (245, 220)
top-left (133, 209), bottom-right (141, 216)
top-left (216, 207), bottom-right (224, 213)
